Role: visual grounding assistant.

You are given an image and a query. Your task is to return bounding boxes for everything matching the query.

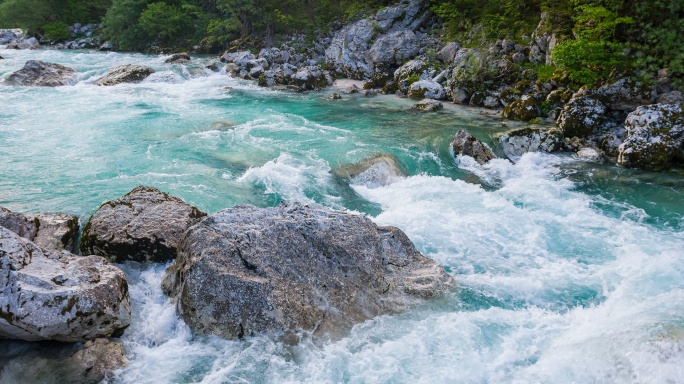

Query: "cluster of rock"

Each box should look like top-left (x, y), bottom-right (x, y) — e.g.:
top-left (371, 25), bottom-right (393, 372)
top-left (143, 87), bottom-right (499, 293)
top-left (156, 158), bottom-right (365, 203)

top-left (2, 60), bottom-right (156, 87)
top-left (2, 183), bottom-right (454, 378)
top-left (53, 23), bottom-right (105, 50)
top-left (0, 206), bottom-right (131, 382)
top-left (215, 49), bottom-right (333, 91)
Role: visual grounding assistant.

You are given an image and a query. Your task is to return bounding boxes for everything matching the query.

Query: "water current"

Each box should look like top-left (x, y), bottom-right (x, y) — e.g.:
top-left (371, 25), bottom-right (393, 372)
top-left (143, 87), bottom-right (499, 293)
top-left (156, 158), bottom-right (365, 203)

top-left (1, 49), bottom-right (683, 383)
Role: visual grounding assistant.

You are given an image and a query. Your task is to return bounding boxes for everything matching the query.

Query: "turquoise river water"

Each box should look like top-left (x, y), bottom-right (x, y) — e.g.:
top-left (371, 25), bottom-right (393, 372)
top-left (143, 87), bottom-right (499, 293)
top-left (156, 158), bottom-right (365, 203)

top-left (1, 49), bottom-right (684, 383)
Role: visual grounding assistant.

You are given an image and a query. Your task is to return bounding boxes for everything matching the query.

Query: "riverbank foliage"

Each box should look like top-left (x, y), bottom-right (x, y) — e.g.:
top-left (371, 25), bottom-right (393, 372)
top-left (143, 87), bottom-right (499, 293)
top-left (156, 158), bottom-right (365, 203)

top-left (0, 0), bottom-right (682, 87)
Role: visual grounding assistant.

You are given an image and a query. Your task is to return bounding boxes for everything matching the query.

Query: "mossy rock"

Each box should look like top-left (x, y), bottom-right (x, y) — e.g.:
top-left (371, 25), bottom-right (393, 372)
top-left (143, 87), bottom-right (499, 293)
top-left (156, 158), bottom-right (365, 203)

top-left (502, 95), bottom-right (541, 121)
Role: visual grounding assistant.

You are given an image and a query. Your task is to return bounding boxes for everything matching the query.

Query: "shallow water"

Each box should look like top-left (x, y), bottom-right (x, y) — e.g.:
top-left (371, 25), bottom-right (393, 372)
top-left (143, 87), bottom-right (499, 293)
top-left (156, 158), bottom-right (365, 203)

top-left (1, 49), bottom-right (683, 384)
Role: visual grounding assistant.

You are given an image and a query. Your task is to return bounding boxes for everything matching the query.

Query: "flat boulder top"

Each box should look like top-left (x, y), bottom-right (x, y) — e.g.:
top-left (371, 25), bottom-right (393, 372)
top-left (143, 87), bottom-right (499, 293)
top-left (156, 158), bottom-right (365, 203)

top-left (94, 64), bottom-right (155, 86)
top-left (80, 186), bottom-right (206, 263)
top-left (163, 202), bottom-right (455, 341)
top-left (4, 60), bottom-right (76, 87)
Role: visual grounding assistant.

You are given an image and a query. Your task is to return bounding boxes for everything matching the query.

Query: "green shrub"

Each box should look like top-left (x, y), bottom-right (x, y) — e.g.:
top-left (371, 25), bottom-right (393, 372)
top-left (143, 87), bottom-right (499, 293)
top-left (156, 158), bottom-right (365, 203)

top-left (42, 21), bottom-right (70, 41)
top-left (139, 2), bottom-right (193, 46)
top-left (551, 39), bottom-right (626, 86)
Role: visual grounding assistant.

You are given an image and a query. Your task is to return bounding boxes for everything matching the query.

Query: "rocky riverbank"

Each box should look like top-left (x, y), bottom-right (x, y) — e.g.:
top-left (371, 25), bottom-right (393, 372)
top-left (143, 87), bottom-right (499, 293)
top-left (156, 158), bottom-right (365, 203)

top-left (3, 0), bottom-right (682, 170)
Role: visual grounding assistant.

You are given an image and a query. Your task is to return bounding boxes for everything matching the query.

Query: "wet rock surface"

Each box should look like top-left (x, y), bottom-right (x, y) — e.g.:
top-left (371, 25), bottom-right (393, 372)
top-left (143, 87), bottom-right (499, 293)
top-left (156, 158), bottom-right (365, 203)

top-left (162, 202), bottom-right (455, 340)
top-left (80, 186), bottom-right (206, 263)
top-left (331, 153), bottom-right (407, 187)
top-left (451, 130), bottom-right (497, 164)
top-left (94, 65), bottom-right (154, 86)
top-left (0, 226), bottom-right (131, 342)
top-left (495, 126), bottom-right (563, 159)
top-left (0, 208), bottom-right (79, 252)
top-left (4, 60), bottom-right (76, 87)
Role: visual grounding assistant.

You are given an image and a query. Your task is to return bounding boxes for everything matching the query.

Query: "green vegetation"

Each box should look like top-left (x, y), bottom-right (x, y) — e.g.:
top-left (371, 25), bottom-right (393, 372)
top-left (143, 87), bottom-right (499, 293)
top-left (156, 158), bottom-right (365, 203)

top-left (0, 0), bottom-right (681, 88)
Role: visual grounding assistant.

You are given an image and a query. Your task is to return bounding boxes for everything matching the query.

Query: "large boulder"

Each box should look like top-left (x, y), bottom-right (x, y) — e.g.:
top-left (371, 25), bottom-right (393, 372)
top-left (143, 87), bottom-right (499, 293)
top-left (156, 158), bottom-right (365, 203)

top-left (597, 78), bottom-right (656, 112)
top-left (0, 227), bottom-right (131, 342)
top-left (494, 126), bottom-right (563, 159)
top-left (617, 104), bottom-right (684, 170)
top-left (7, 37), bottom-right (39, 50)
top-left (331, 153), bottom-right (407, 187)
top-left (0, 30), bottom-right (17, 44)
top-left (80, 186), bottom-right (206, 263)
top-left (162, 202), bottom-right (455, 340)
top-left (292, 66), bottom-right (331, 91)
top-left (94, 65), bottom-right (155, 86)
top-left (325, 0), bottom-right (429, 79)
top-left (408, 80), bottom-right (445, 100)
top-left (451, 130), bottom-right (496, 164)
top-left (557, 94), bottom-right (606, 137)
top-left (4, 60), bottom-right (76, 87)
top-left (0, 208), bottom-right (79, 252)
top-left (221, 51), bottom-right (255, 66)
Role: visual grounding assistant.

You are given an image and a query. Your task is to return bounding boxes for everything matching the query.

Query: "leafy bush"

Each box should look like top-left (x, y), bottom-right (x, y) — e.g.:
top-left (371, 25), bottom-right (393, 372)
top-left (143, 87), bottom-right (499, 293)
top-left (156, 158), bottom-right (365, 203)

top-left (42, 21), bottom-right (70, 41)
top-left (551, 39), bottom-right (626, 86)
top-left (138, 2), bottom-right (193, 46)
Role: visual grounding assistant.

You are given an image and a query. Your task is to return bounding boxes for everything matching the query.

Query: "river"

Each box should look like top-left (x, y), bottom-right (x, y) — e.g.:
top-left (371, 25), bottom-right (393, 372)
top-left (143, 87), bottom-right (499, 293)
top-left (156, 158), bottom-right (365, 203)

top-left (1, 49), bottom-right (683, 383)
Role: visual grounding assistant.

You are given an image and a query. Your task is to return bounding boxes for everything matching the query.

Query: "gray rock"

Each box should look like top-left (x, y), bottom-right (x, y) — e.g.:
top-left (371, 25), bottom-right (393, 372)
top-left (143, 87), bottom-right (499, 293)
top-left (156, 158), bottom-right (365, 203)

top-left (452, 130), bottom-right (496, 164)
top-left (408, 80), bottom-right (445, 100)
top-left (502, 95), bottom-right (541, 121)
top-left (597, 78), bottom-right (656, 112)
top-left (4, 60), bottom-right (76, 87)
top-left (292, 66), bottom-right (331, 91)
top-left (99, 41), bottom-right (113, 51)
top-left (0, 30), bottom-right (17, 44)
top-left (331, 153), bottom-right (407, 187)
top-left (32, 213), bottom-right (79, 252)
top-left (437, 42), bottom-right (461, 63)
top-left (617, 103), bottom-right (684, 170)
top-left (327, 93), bottom-right (342, 100)
top-left (95, 65), bottom-right (154, 86)
top-left (0, 227), bottom-right (131, 342)
top-left (483, 96), bottom-right (501, 109)
top-left (369, 30), bottom-right (420, 66)
top-left (7, 37), bottom-right (39, 50)
top-left (412, 99), bottom-right (444, 112)
top-left (557, 94), bottom-right (606, 137)
top-left (224, 63), bottom-right (241, 77)
top-left (165, 52), bottom-right (190, 64)
top-left (0, 207), bottom-right (38, 239)
top-left (658, 91), bottom-right (684, 104)
top-left (345, 84), bottom-right (360, 94)
top-left (64, 338), bottom-right (126, 384)
top-left (162, 202), bottom-right (455, 340)
top-left (575, 147), bottom-right (603, 162)
top-left (0, 208), bottom-right (79, 252)
top-left (258, 47), bottom-right (290, 65)
top-left (80, 186), bottom-right (206, 263)
top-left (495, 126), bottom-right (564, 159)
top-left (325, 19), bottom-right (375, 79)
top-left (221, 51), bottom-right (255, 66)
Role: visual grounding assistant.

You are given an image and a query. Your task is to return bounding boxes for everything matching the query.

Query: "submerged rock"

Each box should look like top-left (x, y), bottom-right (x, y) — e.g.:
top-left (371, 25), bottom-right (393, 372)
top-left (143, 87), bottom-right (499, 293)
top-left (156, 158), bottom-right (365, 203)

top-left (576, 147), bottom-right (604, 162)
top-left (4, 60), bottom-right (76, 87)
top-left (412, 99), bottom-right (443, 112)
top-left (95, 65), bottom-right (154, 86)
top-left (165, 53), bottom-right (191, 64)
top-left (495, 126), bottom-right (563, 159)
top-left (80, 186), bottom-right (206, 263)
top-left (331, 153), bottom-right (407, 187)
top-left (451, 130), bottom-right (497, 164)
top-left (0, 208), bottom-right (79, 252)
top-left (64, 338), bottom-right (126, 384)
top-left (617, 104), bottom-right (684, 170)
top-left (162, 202), bottom-right (455, 340)
top-left (0, 227), bottom-right (131, 342)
